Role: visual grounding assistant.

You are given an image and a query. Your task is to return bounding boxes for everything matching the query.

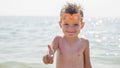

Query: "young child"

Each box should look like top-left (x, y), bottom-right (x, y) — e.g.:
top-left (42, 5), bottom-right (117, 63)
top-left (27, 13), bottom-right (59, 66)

top-left (43, 3), bottom-right (92, 68)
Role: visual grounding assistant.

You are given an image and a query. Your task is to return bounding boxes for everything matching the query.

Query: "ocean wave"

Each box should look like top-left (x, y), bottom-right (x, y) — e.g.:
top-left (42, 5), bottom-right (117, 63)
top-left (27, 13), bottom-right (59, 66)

top-left (0, 61), bottom-right (52, 68)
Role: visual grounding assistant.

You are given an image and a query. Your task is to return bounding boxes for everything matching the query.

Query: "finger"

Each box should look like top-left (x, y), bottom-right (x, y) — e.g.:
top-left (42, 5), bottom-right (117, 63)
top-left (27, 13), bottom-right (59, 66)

top-left (43, 55), bottom-right (49, 64)
top-left (47, 54), bottom-right (53, 64)
top-left (46, 55), bottom-right (50, 64)
top-left (48, 45), bottom-right (53, 51)
top-left (49, 56), bottom-right (53, 64)
top-left (47, 45), bottom-right (54, 64)
top-left (48, 45), bottom-right (54, 55)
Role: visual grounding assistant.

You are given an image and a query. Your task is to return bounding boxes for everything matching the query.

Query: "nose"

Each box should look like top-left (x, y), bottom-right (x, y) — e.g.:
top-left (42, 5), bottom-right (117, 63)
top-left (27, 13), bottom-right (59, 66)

top-left (68, 25), bottom-right (74, 28)
top-left (67, 25), bottom-right (75, 31)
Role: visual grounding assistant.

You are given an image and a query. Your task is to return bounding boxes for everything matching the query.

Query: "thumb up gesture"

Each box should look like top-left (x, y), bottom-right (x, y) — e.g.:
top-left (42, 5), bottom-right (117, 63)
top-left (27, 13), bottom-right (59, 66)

top-left (43, 45), bottom-right (54, 64)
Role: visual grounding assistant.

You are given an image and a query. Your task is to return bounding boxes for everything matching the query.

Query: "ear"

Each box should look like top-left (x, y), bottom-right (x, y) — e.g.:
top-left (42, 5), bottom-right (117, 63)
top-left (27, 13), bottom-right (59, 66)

top-left (59, 21), bottom-right (62, 28)
top-left (80, 22), bottom-right (85, 29)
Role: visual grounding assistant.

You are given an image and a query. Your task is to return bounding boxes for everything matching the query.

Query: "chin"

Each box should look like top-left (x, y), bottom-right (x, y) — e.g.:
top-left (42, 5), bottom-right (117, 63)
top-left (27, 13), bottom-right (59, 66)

top-left (67, 34), bottom-right (77, 38)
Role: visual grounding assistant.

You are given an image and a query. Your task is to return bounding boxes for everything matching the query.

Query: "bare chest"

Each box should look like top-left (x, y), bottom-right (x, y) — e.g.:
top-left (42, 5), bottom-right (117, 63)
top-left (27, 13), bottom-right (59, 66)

top-left (58, 40), bottom-right (85, 57)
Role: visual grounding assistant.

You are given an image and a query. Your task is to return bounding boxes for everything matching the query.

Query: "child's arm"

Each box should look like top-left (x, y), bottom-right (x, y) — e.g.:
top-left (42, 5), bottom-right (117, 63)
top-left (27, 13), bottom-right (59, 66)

top-left (43, 45), bottom-right (54, 64)
top-left (43, 36), bottom-right (59, 64)
top-left (84, 40), bottom-right (92, 68)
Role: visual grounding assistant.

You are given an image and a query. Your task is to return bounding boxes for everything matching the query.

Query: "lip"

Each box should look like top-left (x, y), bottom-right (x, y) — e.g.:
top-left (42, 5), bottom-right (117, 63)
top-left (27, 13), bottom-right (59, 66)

top-left (66, 31), bottom-right (76, 33)
top-left (66, 32), bottom-right (76, 37)
top-left (66, 31), bottom-right (76, 35)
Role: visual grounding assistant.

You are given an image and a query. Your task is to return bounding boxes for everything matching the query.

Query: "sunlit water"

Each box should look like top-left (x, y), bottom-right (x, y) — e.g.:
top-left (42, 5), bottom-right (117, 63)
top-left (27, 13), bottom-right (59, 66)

top-left (0, 16), bottom-right (120, 68)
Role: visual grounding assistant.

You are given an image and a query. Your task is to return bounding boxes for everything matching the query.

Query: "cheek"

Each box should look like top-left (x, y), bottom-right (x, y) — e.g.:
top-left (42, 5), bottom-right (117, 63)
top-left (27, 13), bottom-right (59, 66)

top-left (61, 25), bottom-right (67, 30)
top-left (75, 26), bottom-right (81, 31)
top-left (61, 27), bottom-right (67, 32)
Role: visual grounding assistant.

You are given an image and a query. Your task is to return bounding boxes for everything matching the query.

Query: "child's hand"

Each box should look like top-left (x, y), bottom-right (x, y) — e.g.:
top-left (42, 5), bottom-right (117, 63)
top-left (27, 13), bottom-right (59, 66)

top-left (43, 45), bottom-right (54, 64)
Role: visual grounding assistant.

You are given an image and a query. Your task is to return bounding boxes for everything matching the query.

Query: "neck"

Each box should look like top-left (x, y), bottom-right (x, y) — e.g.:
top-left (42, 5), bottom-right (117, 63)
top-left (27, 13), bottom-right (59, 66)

top-left (63, 35), bottom-right (79, 42)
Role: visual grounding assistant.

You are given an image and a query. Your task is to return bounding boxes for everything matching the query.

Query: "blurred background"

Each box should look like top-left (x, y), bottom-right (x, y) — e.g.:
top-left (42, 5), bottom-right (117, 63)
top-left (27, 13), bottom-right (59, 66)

top-left (0, 0), bottom-right (120, 68)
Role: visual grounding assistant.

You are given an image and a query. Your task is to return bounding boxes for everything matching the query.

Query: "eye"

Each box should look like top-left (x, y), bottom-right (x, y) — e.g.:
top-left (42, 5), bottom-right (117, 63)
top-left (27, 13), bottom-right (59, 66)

top-left (74, 24), bottom-right (79, 26)
top-left (64, 23), bottom-right (69, 25)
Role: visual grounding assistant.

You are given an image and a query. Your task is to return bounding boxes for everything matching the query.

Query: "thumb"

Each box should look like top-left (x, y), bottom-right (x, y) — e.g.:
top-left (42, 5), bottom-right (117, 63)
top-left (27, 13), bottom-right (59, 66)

top-left (48, 45), bottom-right (54, 56)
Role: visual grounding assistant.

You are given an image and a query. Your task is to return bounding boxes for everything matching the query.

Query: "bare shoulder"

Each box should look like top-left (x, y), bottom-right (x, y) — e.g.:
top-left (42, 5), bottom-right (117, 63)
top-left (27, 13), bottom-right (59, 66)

top-left (53, 35), bottom-right (62, 41)
top-left (52, 35), bottom-right (63, 45)
top-left (52, 35), bottom-right (63, 50)
top-left (80, 37), bottom-right (89, 48)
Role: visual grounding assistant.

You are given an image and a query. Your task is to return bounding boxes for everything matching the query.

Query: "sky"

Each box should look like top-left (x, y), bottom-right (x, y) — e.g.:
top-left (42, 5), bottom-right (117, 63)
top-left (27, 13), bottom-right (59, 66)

top-left (0, 0), bottom-right (120, 17)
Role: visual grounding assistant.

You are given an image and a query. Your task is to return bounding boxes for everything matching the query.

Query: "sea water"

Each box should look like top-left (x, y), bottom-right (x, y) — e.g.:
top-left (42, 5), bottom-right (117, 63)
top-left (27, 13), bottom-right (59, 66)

top-left (0, 16), bottom-right (120, 68)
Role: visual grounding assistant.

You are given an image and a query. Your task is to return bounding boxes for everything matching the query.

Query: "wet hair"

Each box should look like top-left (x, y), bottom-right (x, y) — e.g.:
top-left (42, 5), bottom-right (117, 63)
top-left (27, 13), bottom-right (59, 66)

top-left (60, 3), bottom-right (84, 18)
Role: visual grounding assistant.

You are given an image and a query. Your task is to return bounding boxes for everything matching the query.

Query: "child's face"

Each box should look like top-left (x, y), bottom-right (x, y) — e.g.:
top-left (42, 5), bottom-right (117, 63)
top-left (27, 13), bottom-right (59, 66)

top-left (59, 13), bottom-right (84, 38)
